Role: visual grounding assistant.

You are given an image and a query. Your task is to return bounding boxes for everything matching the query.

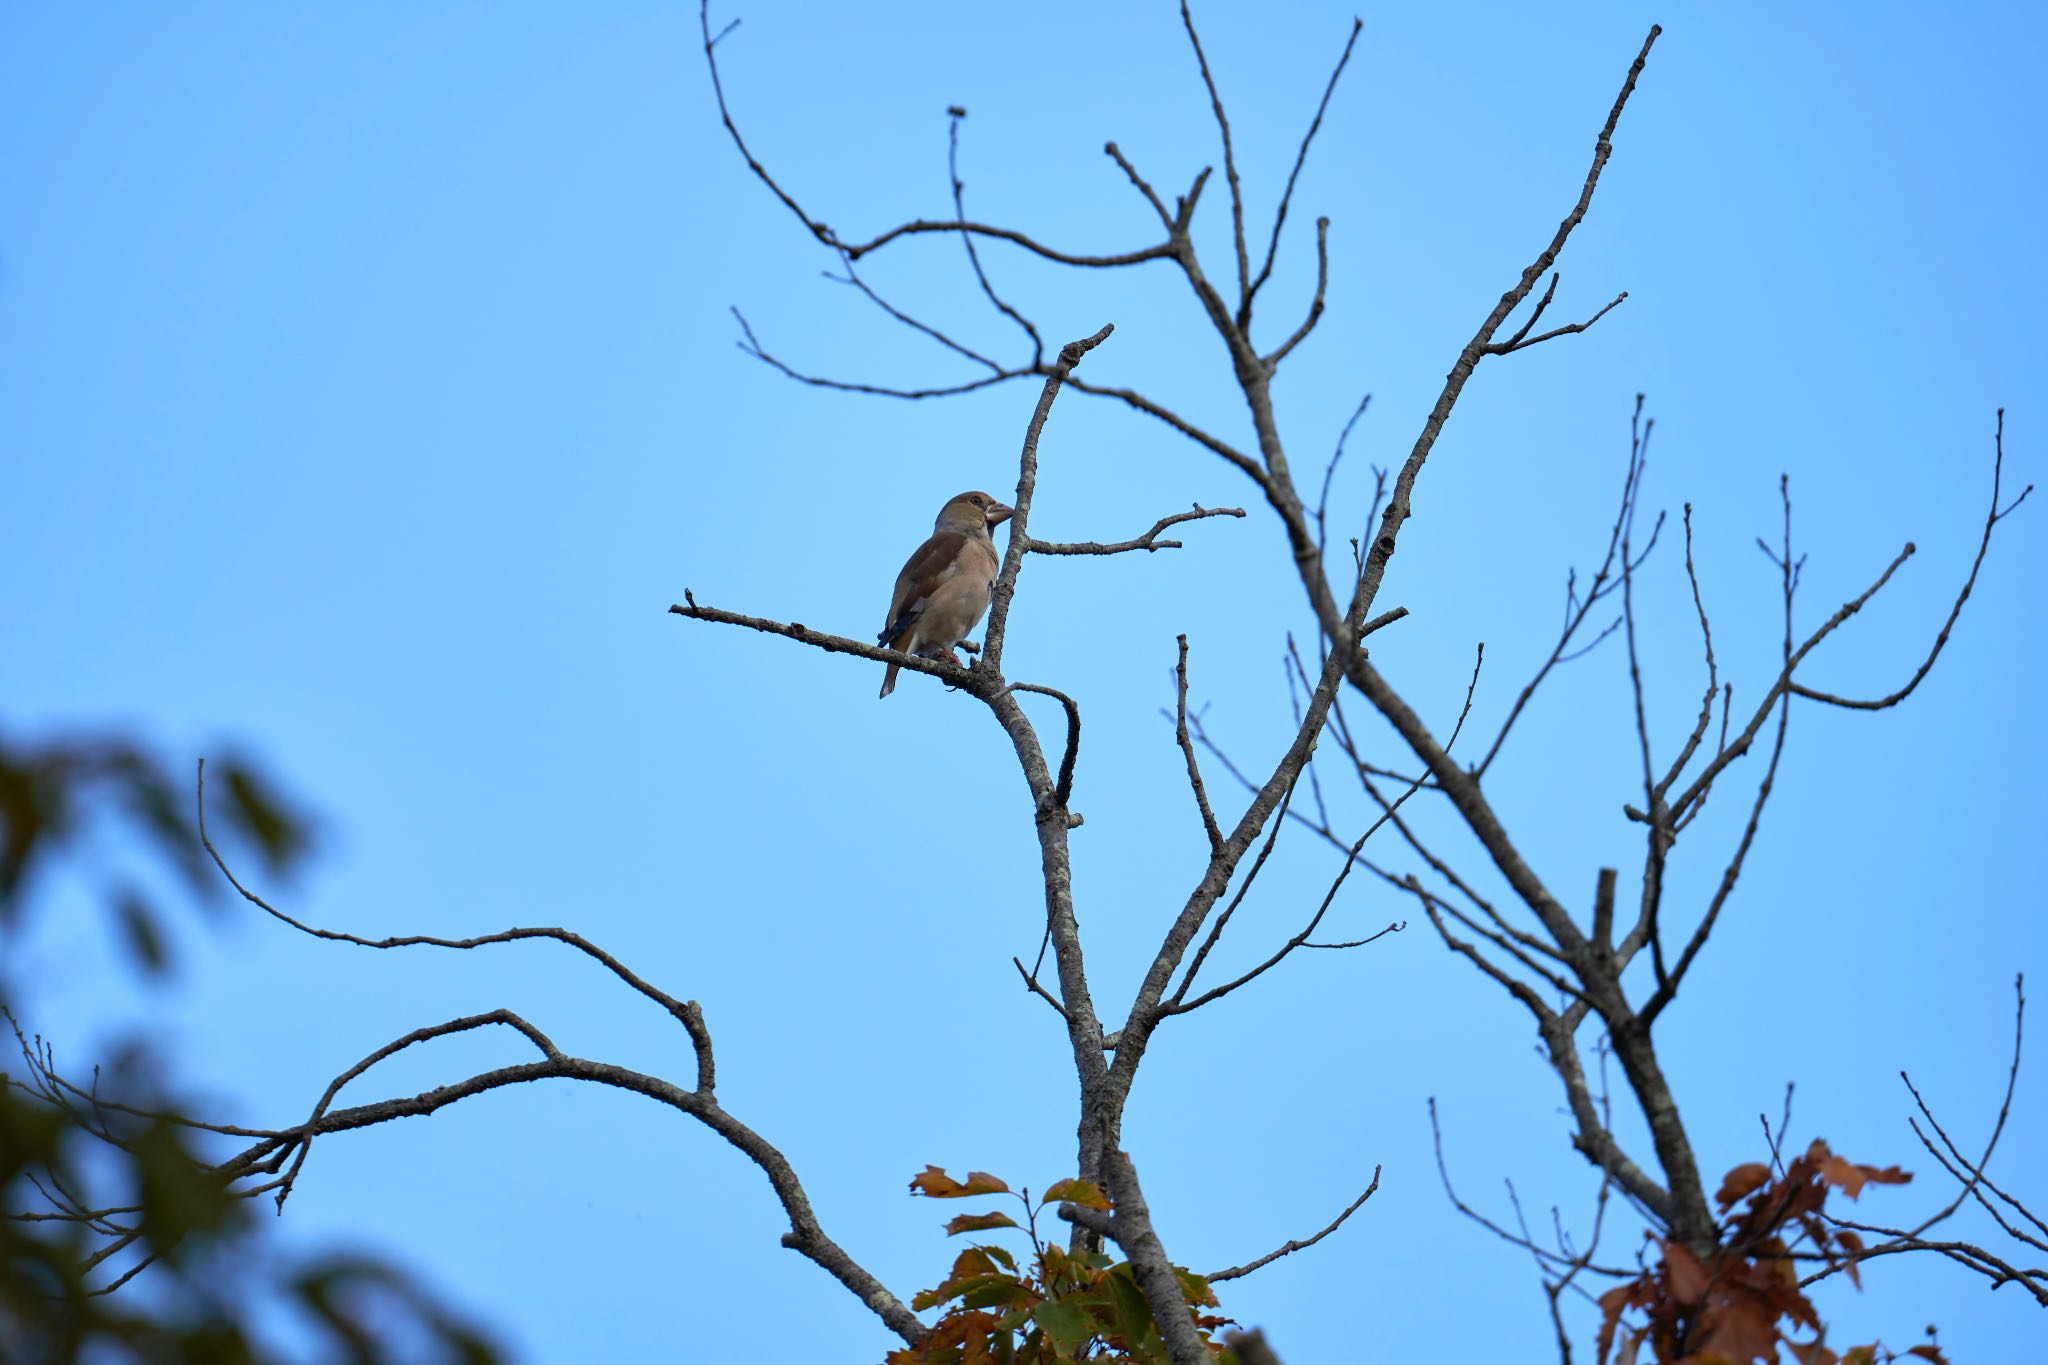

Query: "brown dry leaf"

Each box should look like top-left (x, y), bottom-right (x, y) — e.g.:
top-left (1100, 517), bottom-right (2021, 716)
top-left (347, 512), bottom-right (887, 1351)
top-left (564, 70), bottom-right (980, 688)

top-left (1717, 1162), bottom-right (1772, 1212)
top-left (1819, 1154), bottom-right (1911, 1201)
top-left (1664, 1240), bottom-right (1708, 1303)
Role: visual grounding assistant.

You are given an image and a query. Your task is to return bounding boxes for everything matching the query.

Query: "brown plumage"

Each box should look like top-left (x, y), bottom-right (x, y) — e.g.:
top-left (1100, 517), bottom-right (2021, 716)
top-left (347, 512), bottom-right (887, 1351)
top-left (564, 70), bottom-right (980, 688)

top-left (877, 490), bottom-right (1014, 698)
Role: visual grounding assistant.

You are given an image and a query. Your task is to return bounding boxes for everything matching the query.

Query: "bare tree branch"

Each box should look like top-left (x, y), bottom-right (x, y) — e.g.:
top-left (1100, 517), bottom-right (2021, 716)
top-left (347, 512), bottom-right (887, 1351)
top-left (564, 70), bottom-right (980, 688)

top-left (1028, 504), bottom-right (1246, 556)
top-left (700, 2), bottom-right (1174, 269)
top-left (1787, 409), bottom-right (2031, 710)
top-left (1174, 635), bottom-right (1225, 854)
top-left (1245, 17), bottom-right (1364, 320)
top-left (1207, 1167), bottom-right (1380, 1283)
top-left (946, 106), bottom-right (1044, 366)
top-left (984, 325), bottom-right (1118, 674)
top-left (1178, 0), bottom-right (1251, 319)
top-left (1009, 681), bottom-right (1081, 809)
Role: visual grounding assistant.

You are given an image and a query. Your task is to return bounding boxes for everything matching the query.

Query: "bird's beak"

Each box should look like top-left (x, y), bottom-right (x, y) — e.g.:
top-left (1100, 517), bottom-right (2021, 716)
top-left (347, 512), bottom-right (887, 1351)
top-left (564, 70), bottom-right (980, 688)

top-left (985, 502), bottom-right (1015, 528)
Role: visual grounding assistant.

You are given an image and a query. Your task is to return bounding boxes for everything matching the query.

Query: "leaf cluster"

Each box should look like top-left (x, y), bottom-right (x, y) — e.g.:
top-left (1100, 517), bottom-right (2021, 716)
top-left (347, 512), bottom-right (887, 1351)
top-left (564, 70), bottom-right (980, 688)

top-left (0, 734), bottom-right (304, 973)
top-left (888, 1168), bottom-right (1236, 1365)
top-left (1597, 1141), bottom-right (1932, 1365)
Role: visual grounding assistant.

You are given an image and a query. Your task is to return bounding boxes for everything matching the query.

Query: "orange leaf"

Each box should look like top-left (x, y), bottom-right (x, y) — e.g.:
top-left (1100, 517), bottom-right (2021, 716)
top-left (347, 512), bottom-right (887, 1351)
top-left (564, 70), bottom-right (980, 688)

top-left (1717, 1162), bottom-right (1773, 1211)
top-left (1820, 1154), bottom-right (1912, 1200)
top-left (910, 1166), bottom-right (1014, 1199)
top-left (1594, 1282), bottom-right (1637, 1365)
top-left (945, 1211), bottom-right (1020, 1236)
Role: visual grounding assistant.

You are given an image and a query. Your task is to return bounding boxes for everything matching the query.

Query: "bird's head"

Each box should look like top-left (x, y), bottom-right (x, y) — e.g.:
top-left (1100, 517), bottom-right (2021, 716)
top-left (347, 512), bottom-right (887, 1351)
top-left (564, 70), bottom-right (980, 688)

top-left (934, 490), bottom-right (1014, 535)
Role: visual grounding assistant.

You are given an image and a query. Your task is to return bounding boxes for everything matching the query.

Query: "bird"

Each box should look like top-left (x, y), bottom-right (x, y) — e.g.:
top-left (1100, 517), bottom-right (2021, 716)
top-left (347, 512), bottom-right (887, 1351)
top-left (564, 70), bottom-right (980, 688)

top-left (877, 490), bottom-right (1014, 698)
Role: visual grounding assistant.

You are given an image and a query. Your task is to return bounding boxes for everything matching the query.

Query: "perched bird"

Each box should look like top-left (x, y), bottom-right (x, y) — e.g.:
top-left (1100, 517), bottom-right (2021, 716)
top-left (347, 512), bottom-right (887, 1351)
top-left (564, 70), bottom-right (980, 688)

top-left (877, 490), bottom-right (1014, 698)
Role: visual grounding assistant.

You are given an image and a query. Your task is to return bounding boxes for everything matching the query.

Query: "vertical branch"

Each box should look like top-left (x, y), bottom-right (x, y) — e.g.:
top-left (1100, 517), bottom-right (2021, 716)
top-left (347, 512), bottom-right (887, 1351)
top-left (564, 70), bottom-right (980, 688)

top-left (947, 108), bottom-right (1044, 367)
top-left (1179, 0), bottom-right (1251, 318)
top-left (1174, 636), bottom-right (1225, 852)
top-left (1346, 26), bottom-right (1660, 635)
top-left (982, 324), bottom-right (1116, 675)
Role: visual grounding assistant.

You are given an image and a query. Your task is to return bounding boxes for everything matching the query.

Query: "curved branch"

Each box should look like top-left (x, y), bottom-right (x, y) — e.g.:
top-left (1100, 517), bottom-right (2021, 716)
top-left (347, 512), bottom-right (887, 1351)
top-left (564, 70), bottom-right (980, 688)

top-left (700, 2), bottom-right (1170, 271)
top-left (947, 108), bottom-right (1044, 366)
top-left (198, 760), bottom-right (717, 1091)
top-left (841, 218), bottom-right (1175, 269)
top-left (1207, 1166), bottom-right (1380, 1283)
top-left (292, 1051), bottom-right (929, 1341)
top-left (1260, 216), bottom-right (1330, 370)
top-left (732, 307), bottom-right (1027, 400)
top-left (1009, 681), bottom-right (1081, 808)
top-left (1786, 409), bottom-right (2030, 711)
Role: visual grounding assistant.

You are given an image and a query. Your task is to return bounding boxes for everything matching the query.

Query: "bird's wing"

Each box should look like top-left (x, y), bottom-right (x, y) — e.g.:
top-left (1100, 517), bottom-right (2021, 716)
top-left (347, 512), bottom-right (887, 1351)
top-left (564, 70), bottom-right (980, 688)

top-left (879, 531), bottom-right (969, 646)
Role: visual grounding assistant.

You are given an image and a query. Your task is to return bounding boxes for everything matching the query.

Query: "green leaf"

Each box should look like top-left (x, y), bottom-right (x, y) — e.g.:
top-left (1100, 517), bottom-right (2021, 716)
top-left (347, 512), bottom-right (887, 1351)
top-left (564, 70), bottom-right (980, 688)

top-left (1039, 1178), bottom-right (1112, 1210)
top-left (1104, 1265), bottom-right (1158, 1349)
top-left (959, 1274), bottom-right (1027, 1311)
top-left (113, 888), bottom-right (171, 975)
top-left (1171, 1266), bottom-right (1217, 1308)
top-left (1032, 1298), bottom-right (1094, 1352)
top-left (220, 759), bottom-right (310, 873)
top-left (134, 1118), bottom-right (245, 1254)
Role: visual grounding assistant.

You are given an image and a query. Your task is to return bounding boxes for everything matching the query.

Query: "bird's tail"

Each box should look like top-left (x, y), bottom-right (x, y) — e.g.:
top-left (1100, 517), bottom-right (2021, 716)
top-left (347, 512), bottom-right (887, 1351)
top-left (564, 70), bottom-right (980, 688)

top-left (879, 660), bottom-right (901, 698)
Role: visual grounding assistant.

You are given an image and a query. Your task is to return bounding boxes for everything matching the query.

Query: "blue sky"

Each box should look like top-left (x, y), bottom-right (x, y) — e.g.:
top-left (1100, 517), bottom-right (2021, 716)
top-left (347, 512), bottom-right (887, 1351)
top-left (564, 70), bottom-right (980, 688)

top-left (4, 2), bottom-right (2044, 1360)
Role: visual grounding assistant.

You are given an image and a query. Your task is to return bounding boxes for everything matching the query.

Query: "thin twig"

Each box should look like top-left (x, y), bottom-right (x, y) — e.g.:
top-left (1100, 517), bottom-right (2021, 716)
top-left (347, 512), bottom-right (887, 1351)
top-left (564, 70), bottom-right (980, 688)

top-left (1208, 1167), bottom-right (1380, 1282)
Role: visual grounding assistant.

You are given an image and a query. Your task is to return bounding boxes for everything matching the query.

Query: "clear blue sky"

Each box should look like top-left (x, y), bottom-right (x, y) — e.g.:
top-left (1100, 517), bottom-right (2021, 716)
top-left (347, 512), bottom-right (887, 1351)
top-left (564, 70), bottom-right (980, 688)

top-left (5, 2), bottom-right (2044, 1360)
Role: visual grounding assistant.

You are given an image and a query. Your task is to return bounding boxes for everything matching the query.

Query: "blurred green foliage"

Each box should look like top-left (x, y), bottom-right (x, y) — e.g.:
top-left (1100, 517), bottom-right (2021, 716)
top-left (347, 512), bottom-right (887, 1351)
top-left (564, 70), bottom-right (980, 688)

top-left (1, 729), bottom-right (500, 1363)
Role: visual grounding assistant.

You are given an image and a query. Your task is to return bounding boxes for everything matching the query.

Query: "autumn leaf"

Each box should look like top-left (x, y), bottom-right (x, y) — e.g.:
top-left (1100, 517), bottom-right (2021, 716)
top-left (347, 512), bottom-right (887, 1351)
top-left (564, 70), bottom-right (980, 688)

top-left (1594, 1281), bottom-right (1639, 1365)
top-left (1717, 1161), bottom-right (1772, 1211)
top-left (1819, 1153), bottom-right (1911, 1200)
top-left (1040, 1178), bottom-right (1112, 1210)
top-left (1662, 1240), bottom-right (1708, 1304)
top-left (944, 1211), bottom-right (1020, 1236)
top-left (1171, 1266), bottom-right (1218, 1309)
top-left (910, 1166), bottom-right (1013, 1199)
